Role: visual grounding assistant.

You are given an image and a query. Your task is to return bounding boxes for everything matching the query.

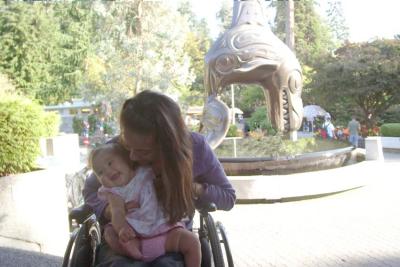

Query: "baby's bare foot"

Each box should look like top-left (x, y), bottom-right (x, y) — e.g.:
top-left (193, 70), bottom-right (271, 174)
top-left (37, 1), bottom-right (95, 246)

top-left (120, 239), bottom-right (142, 259)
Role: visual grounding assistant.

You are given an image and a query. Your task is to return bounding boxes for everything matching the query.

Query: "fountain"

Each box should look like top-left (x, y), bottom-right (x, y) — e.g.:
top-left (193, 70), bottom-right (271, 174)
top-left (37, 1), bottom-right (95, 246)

top-left (200, 0), bottom-right (356, 179)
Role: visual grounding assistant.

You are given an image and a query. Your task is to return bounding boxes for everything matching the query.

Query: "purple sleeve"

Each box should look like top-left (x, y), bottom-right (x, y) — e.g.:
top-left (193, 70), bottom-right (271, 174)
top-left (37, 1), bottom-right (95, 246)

top-left (192, 133), bottom-right (236, 211)
top-left (83, 170), bottom-right (109, 222)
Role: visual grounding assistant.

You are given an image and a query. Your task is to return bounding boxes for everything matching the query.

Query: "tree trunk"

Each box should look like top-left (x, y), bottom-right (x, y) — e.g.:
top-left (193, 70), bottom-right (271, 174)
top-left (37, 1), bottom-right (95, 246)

top-left (285, 0), bottom-right (295, 51)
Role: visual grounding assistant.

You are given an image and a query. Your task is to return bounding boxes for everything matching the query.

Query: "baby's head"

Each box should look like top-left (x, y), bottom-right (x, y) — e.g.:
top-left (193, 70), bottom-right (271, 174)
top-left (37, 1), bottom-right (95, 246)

top-left (88, 143), bottom-right (134, 188)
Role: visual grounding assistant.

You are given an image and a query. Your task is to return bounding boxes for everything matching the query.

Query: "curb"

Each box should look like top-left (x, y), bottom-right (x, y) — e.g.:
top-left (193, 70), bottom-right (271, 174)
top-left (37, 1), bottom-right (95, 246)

top-left (228, 160), bottom-right (380, 204)
top-left (235, 185), bottom-right (364, 204)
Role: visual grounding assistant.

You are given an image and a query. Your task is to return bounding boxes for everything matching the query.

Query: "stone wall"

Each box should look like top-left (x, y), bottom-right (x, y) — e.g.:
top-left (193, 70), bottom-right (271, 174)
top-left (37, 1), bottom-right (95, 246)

top-left (0, 169), bottom-right (70, 256)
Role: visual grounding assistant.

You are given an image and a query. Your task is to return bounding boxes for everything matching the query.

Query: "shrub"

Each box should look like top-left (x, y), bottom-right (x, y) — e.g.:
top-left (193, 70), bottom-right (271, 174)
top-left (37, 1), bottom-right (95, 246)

top-left (73, 116), bottom-right (84, 135)
top-left (379, 105), bottom-right (400, 124)
top-left (249, 129), bottom-right (265, 140)
top-left (282, 138), bottom-right (316, 155)
top-left (247, 106), bottom-right (276, 135)
top-left (380, 123), bottom-right (400, 137)
top-left (0, 73), bottom-right (15, 96)
top-left (103, 121), bottom-right (114, 135)
top-left (361, 125), bottom-right (380, 137)
top-left (41, 111), bottom-right (60, 137)
top-left (0, 95), bottom-right (58, 176)
top-left (214, 136), bottom-right (348, 158)
top-left (226, 124), bottom-right (239, 137)
top-left (187, 124), bottom-right (201, 132)
top-left (88, 114), bottom-right (98, 135)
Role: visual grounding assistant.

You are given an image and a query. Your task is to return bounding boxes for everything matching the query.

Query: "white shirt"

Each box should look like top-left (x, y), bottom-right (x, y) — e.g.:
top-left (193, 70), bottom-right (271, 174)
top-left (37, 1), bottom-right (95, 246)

top-left (98, 167), bottom-right (169, 237)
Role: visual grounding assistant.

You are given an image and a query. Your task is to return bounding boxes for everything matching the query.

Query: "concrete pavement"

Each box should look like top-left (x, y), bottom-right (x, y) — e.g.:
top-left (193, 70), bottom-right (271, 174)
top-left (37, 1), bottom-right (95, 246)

top-left (0, 246), bottom-right (62, 267)
top-left (206, 151), bottom-right (400, 267)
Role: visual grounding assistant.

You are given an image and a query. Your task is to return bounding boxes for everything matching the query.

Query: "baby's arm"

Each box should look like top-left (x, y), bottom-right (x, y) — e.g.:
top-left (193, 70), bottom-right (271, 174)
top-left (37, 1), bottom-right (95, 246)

top-left (105, 192), bottom-right (136, 242)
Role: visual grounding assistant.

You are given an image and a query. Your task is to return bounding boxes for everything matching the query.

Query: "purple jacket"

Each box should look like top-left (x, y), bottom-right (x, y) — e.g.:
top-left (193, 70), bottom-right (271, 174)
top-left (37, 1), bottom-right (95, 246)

top-left (83, 132), bottom-right (236, 222)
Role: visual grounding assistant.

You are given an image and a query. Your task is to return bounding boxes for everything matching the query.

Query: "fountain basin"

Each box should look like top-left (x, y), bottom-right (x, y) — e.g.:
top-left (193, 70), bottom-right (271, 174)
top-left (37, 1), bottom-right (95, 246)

top-left (219, 146), bottom-right (356, 176)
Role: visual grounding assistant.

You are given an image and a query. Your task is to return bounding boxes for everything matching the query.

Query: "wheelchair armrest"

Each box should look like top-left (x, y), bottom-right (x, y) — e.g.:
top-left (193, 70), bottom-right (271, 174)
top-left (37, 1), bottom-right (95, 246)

top-left (69, 204), bottom-right (94, 225)
top-left (197, 202), bottom-right (217, 214)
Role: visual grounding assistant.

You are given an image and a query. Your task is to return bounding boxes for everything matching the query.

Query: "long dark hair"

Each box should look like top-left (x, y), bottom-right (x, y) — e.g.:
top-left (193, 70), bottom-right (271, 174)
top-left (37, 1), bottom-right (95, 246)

top-left (120, 90), bottom-right (194, 223)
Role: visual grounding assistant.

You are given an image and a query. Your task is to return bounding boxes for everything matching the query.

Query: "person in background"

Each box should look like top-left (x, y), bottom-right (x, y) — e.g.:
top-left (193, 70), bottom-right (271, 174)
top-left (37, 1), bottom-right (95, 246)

top-left (243, 119), bottom-right (250, 137)
top-left (322, 114), bottom-right (336, 140)
top-left (348, 116), bottom-right (361, 147)
top-left (336, 127), bottom-right (345, 141)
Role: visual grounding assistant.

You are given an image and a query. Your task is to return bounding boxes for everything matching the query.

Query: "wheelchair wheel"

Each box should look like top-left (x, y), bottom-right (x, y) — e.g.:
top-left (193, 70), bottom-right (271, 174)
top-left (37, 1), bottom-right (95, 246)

top-left (200, 236), bottom-right (212, 267)
top-left (62, 218), bottom-right (101, 267)
top-left (63, 225), bottom-right (90, 267)
top-left (216, 222), bottom-right (234, 267)
top-left (204, 213), bottom-right (224, 267)
top-left (62, 228), bottom-right (79, 267)
top-left (88, 221), bottom-right (102, 266)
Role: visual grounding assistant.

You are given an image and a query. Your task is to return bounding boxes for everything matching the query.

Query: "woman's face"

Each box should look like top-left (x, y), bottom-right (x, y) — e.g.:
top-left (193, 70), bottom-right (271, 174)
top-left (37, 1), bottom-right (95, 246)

top-left (121, 129), bottom-right (159, 167)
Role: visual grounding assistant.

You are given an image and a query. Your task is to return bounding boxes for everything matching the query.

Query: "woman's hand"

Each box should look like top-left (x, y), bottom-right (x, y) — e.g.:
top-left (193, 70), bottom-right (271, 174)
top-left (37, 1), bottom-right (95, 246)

top-left (193, 182), bottom-right (204, 198)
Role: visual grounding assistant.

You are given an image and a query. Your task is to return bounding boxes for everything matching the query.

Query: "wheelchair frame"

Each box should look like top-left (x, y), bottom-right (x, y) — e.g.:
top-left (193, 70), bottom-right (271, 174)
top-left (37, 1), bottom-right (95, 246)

top-left (63, 205), bottom-right (101, 267)
top-left (63, 203), bottom-right (233, 267)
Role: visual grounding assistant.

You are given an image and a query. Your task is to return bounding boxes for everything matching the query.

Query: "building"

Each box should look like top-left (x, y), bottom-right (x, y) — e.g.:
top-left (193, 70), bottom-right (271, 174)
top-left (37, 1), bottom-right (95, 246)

top-left (44, 99), bottom-right (95, 133)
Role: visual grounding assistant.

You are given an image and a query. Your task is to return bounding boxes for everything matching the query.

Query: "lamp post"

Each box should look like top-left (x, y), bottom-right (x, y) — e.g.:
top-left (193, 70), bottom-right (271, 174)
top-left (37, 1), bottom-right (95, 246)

top-left (231, 84), bottom-right (235, 125)
top-left (286, 0), bottom-right (298, 141)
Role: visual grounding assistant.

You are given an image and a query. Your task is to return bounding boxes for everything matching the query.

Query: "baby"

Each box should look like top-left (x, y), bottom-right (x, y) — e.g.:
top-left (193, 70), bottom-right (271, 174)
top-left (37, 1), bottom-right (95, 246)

top-left (89, 143), bottom-right (201, 266)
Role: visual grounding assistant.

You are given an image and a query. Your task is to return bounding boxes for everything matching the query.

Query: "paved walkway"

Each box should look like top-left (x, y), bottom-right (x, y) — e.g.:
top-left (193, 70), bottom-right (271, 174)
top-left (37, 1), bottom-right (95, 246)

top-left (0, 246), bottom-right (62, 267)
top-left (204, 152), bottom-right (400, 267)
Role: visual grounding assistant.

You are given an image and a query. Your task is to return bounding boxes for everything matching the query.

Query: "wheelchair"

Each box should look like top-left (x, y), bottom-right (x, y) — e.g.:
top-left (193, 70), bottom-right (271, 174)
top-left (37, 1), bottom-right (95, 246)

top-left (62, 202), bottom-right (234, 267)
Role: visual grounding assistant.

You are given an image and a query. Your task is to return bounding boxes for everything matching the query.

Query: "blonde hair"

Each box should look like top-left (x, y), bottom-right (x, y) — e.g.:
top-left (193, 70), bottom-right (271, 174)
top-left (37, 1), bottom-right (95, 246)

top-left (120, 90), bottom-right (194, 224)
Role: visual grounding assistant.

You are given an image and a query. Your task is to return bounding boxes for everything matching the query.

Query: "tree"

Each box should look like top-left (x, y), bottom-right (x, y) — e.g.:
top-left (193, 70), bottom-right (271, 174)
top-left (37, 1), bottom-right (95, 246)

top-left (0, 2), bottom-right (59, 100)
top-left (0, 1), bottom-right (93, 104)
top-left (311, 39), bottom-right (400, 128)
top-left (0, 73), bottom-right (16, 96)
top-left (273, 0), bottom-right (334, 66)
top-left (235, 85), bottom-right (266, 116)
top-left (216, 0), bottom-right (232, 32)
top-left (247, 106), bottom-right (275, 134)
top-left (178, 1), bottom-right (212, 105)
top-left (325, 0), bottom-right (349, 46)
top-left (81, 1), bottom-right (194, 109)
top-left (38, 1), bottom-right (93, 104)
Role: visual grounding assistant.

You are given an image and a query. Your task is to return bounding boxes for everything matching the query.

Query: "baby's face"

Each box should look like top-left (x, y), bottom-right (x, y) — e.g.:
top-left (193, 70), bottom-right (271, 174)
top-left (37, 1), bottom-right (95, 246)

top-left (93, 151), bottom-right (134, 188)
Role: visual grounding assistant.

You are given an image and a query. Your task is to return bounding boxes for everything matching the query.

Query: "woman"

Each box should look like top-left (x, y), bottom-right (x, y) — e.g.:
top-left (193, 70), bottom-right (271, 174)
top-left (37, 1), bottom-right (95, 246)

top-left (83, 90), bottom-right (236, 266)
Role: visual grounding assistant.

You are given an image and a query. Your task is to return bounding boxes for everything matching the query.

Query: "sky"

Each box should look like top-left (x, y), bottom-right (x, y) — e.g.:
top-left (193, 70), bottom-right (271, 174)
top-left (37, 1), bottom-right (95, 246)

top-left (178, 0), bottom-right (400, 42)
top-left (340, 0), bottom-right (400, 42)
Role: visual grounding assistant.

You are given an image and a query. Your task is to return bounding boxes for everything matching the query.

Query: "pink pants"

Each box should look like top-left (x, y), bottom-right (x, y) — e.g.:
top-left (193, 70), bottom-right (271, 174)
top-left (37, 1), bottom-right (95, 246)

top-left (107, 223), bottom-right (184, 262)
top-left (139, 223), bottom-right (184, 262)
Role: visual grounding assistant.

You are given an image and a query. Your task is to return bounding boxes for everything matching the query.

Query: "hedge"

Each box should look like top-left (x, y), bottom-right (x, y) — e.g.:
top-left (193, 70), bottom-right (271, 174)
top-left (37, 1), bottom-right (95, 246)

top-left (226, 124), bottom-right (239, 137)
top-left (0, 95), bottom-right (59, 176)
top-left (380, 123), bottom-right (400, 137)
top-left (247, 106), bottom-right (276, 135)
top-left (42, 111), bottom-right (60, 137)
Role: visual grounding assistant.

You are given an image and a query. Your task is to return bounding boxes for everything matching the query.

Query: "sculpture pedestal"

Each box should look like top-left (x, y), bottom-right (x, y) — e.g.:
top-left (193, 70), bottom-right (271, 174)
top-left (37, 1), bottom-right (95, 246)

top-left (38, 133), bottom-right (80, 170)
top-left (290, 131), bottom-right (298, 141)
top-left (365, 137), bottom-right (384, 161)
